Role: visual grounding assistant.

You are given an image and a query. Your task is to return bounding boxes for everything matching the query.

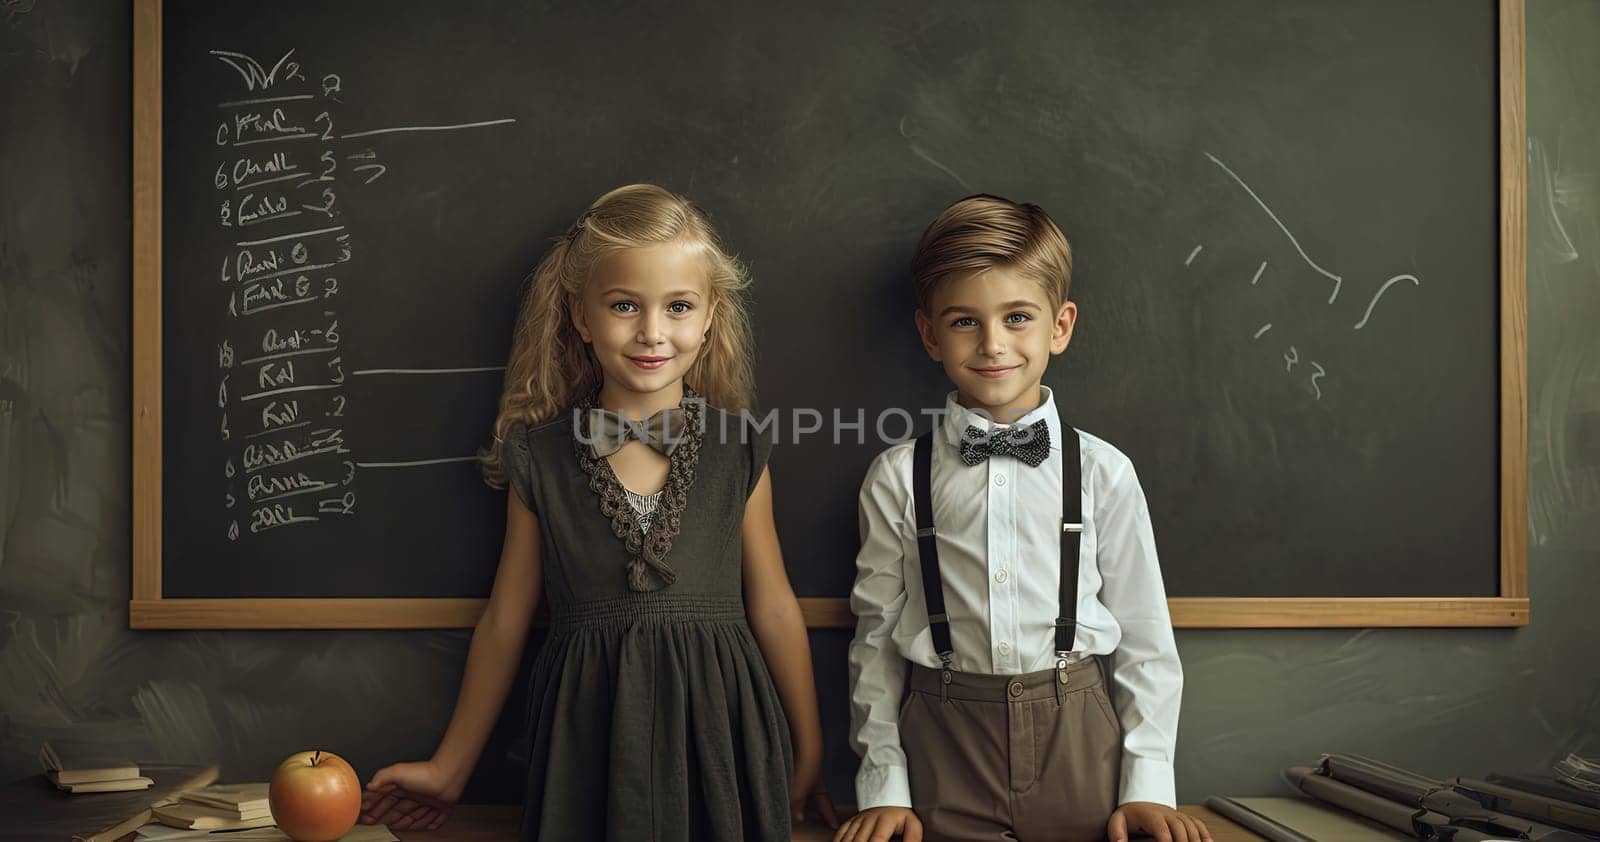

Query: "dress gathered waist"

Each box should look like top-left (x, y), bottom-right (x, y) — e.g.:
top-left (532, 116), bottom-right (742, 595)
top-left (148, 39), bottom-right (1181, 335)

top-left (548, 593), bottom-right (747, 628)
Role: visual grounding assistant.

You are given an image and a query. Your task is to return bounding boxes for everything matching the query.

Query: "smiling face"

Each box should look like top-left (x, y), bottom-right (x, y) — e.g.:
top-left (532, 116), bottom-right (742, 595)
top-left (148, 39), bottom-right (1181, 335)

top-left (571, 241), bottom-right (715, 408)
top-left (915, 267), bottom-right (1077, 423)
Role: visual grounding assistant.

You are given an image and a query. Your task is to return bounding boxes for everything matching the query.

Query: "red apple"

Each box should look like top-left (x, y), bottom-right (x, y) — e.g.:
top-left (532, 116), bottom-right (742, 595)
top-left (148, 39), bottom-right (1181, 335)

top-left (269, 750), bottom-right (361, 842)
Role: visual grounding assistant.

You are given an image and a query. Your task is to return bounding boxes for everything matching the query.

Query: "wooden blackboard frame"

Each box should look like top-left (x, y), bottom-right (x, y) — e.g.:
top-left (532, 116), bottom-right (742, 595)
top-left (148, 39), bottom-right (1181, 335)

top-left (130, 0), bottom-right (1529, 629)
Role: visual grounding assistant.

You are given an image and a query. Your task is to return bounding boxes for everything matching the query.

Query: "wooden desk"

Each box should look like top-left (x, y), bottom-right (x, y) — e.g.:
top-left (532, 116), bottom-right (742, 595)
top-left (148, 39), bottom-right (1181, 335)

top-left (5, 768), bottom-right (1259, 841)
top-left (386, 804), bottom-right (1262, 841)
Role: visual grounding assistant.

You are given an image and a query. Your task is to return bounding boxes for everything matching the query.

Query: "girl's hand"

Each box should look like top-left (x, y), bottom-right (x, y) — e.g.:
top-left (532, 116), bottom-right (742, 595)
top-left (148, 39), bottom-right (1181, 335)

top-left (790, 771), bottom-right (840, 829)
top-left (833, 805), bottom-right (922, 842)
top-left (359, 760), bottom-right (461, 831)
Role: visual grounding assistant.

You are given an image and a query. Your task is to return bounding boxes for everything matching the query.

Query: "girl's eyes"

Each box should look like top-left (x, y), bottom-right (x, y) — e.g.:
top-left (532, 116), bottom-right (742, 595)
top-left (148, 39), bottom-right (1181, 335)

top-left (608, 300), bottom-right (695, 315)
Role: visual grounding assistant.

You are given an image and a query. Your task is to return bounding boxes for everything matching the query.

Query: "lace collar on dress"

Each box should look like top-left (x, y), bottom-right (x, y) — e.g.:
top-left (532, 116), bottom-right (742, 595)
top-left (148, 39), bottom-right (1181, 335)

top-left (572, 389), bottom-right (704, 592)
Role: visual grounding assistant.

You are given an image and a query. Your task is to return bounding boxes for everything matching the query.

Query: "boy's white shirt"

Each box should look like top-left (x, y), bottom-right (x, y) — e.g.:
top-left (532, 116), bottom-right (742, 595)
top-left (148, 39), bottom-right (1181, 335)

top-left (847, 387), bottom-right (1183, 810)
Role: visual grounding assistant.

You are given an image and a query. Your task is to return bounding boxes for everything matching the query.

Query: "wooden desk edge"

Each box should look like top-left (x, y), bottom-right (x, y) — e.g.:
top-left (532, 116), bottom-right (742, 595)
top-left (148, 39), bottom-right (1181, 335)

top-left (249, 803), bottom-right (1260, 842)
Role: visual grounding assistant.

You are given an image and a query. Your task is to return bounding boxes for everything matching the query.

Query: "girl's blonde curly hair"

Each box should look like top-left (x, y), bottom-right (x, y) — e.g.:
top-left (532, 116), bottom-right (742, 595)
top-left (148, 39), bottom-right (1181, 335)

top-left (479, 184), bottom-right (755, 490)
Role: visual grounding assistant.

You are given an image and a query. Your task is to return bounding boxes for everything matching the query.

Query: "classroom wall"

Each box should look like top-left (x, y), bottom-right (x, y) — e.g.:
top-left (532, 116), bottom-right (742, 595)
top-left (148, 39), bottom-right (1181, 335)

top-left (2, 0), bottom-right (1595, 803)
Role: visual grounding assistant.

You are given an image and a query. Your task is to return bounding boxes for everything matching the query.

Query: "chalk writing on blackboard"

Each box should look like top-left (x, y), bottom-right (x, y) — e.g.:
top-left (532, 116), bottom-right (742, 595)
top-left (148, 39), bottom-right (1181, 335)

top-left (1204, 150), bottom-right (1344, 304)
top-left (1353, 274), bottom-right (1420, 331)
top-left (351, 367), bottom-right (505, 376)
top-left (209, 49), bottom-right (304, 92)
top-left (207, 47), bottom-right (516, 541)
top-left (1309, 362), bottom-right (1326, 399)
top-left (347, 148), bottom-right (386, 184)
top-left (355, 457), bottom-right (481, 468)
top-left (340, 119), bottom-right (516, 140)
top-left (1193, 152), bottom-right (1424, 401)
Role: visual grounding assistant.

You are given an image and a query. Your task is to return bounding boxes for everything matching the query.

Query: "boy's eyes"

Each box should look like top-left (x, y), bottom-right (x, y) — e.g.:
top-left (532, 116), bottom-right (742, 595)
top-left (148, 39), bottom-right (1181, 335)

top-left (949, 313), bottom-right (1033, 328)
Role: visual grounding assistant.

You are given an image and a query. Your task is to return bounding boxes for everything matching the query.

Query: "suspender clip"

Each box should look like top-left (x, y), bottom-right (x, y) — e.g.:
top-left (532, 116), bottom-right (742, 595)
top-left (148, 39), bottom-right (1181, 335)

top-left (1055, 649), bottom-right (1085, 667)
top-left (1062, 522), bottom-right (1083, 533)
top-left (916, 526), bottom-right (937, 538)
top-left (1055, 651), bottom-right (1074, 704)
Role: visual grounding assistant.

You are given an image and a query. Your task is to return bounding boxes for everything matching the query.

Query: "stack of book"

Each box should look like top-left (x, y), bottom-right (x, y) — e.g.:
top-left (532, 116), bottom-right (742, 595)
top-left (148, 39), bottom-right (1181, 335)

top-left (4, 761), bottom-right (221, 842)
top-left (39, 741), bottom-right (153, 793)
top-left (151, 782), bottom-right (276, 831)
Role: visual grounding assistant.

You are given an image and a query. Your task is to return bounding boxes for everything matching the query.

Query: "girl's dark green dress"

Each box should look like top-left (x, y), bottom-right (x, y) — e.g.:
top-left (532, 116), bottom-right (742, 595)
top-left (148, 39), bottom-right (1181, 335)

top-left (500, 402), bottom-right (793, 841)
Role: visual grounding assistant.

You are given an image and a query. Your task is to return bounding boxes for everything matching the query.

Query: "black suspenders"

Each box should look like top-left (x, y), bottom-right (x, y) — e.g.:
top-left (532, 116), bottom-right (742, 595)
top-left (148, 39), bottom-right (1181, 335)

top-left (912, 424), bottom-right (1083, 687)
top-left (912, 431), bottom-right (954, 669)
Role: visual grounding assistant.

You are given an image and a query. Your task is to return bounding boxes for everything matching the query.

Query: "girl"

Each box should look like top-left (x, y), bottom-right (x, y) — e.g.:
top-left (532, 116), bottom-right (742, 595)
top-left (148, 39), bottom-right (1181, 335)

top-left (359, 184), bottom-right (836, 840)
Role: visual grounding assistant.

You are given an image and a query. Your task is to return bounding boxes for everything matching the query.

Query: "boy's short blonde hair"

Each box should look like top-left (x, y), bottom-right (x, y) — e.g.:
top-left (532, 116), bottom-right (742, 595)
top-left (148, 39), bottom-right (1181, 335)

top-left (910, 194), bottom-right (1073, 313)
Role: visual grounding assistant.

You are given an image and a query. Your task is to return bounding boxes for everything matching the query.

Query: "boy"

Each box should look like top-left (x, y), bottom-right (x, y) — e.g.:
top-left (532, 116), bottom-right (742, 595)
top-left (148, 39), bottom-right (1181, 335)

top-left (836, 196), bottom-right (1209, 842)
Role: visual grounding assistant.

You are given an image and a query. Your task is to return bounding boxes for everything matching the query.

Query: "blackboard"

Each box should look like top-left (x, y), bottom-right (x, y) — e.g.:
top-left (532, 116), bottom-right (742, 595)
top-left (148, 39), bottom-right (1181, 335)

top-left (131, 0), bottom-right (1528, 628)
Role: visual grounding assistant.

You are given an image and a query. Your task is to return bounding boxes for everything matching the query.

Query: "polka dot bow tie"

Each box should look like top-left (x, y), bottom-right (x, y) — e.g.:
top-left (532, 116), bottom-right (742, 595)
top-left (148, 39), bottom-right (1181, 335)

top-left (957, 419), bottom-right (1051, 467)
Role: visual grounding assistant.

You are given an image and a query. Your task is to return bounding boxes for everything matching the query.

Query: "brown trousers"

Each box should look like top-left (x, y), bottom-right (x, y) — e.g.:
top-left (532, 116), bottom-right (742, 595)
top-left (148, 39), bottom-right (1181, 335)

top-left (900, 656), bottom-right (1123, 842)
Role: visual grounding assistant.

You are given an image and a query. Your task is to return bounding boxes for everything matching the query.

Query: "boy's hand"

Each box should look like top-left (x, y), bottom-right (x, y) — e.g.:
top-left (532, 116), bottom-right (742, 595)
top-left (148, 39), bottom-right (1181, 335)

top-left (1108, 801), bottom-right (1212, 842)
top-left (833, 805), bottom-right (923, 842)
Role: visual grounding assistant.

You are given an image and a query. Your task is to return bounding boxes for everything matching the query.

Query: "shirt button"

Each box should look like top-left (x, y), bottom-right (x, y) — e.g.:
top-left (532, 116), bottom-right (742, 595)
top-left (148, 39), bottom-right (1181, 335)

top-left (1008, 680), bottom-right (1024, 698)
top-left (995, 569), bottom-right (1008, 584)
top-left (994, 474), bottom-right (1007, 487)
top-left (998, 641), bottom-right (1011, 656)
